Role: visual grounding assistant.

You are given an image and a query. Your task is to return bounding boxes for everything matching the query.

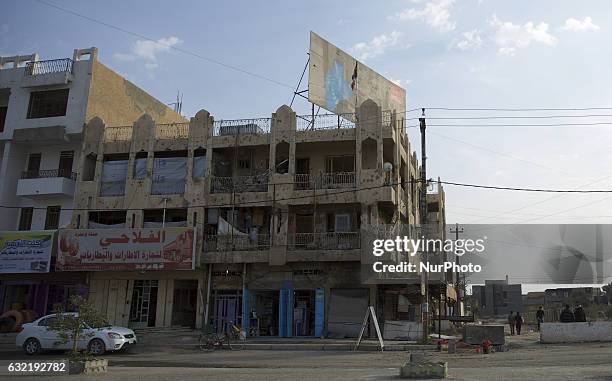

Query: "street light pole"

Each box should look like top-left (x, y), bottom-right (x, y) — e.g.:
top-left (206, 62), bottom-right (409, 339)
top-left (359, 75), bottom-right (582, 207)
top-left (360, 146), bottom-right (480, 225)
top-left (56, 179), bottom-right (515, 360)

top-left (419, 109), bottom-right (429, 342)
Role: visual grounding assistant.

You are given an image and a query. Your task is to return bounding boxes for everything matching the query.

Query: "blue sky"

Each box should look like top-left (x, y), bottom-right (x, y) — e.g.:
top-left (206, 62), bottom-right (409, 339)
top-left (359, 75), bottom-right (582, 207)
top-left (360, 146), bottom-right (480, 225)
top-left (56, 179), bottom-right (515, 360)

top-left (4, 0), bottom-right (612, 228)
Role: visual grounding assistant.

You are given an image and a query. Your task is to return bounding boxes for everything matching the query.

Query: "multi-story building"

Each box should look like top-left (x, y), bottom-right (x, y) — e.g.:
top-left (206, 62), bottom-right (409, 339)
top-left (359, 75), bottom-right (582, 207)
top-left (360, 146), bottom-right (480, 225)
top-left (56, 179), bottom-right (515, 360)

top-left (0, 47), bottom-right (185, 316)
top-left (66, 99), bottom-right (444, 337)
top-left (472, 278), bottom-right (523, 316)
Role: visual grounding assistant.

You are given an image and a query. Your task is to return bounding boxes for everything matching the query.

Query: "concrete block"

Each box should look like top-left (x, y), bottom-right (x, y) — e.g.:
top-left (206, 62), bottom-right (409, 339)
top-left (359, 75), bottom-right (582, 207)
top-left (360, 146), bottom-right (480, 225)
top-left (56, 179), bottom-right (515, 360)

top-left (409, 352), bottom-right (426, 363)
top-left (463, 324), bottom-right (505, 345)
top-left (400, 361), bottom-right (447, 379)
top-left (540, 322), bottom-right (612, 343)
top-left (384, 320), bottom-right (423, 340)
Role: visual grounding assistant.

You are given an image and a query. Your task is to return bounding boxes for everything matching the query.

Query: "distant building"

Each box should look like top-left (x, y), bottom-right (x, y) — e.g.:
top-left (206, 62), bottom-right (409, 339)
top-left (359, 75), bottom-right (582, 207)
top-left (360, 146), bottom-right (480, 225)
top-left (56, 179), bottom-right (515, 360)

top-left (472, 278), bottom-right (523, 316)
top-left (544, 287), bottom-right (605, 306)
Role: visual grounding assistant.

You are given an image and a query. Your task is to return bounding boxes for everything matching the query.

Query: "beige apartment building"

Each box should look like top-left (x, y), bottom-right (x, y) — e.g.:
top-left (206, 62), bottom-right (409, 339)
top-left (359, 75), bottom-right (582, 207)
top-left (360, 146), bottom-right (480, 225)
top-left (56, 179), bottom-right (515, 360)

top-left (67, 99), bottom-right (450, 337)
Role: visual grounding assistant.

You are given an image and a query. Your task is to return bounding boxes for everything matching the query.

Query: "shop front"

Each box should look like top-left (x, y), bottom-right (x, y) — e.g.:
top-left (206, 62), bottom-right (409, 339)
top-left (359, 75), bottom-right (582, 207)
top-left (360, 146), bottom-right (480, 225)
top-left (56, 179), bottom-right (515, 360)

top-left (56, 227), bottom-right (203, 328)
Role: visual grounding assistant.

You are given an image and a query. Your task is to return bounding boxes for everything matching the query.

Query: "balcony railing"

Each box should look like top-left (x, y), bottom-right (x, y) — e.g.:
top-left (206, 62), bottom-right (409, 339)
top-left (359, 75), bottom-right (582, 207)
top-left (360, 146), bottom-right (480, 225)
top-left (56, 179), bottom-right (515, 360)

top-left (288, 232), bottom-right (360, 250)
top-left (24, 58), bottom-right (73, 76)
top-left (203, 234), bottom-right (271, 252)
top-left (213, 118), bottom-right (271, 136)
top-left (296, 113), bottom-right (356, 131)
top-left (104, 126), bottom-right (132, 142)
top-left (21, 168), bottom-right (77, 180)
top-left (211, 174), bottom-right (269, 193)
top-left (293, 172), bottom-right (356, 190)
top-left (320, 172), bottom-right (356, 189)
top-left (155, 122), bottom-right (190, 139)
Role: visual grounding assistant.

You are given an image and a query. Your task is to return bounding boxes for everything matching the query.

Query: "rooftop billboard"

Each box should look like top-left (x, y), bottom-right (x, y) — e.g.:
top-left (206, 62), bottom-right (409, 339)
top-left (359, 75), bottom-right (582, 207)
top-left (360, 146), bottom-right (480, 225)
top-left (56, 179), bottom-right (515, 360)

top-left (308, 32), bottom-right (406, 121)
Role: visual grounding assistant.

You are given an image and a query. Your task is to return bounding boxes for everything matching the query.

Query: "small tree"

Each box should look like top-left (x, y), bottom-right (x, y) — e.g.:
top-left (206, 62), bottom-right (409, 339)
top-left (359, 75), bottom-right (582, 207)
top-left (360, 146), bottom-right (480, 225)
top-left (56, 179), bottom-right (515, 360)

top-left (47, 295), bottom-right (108, 358)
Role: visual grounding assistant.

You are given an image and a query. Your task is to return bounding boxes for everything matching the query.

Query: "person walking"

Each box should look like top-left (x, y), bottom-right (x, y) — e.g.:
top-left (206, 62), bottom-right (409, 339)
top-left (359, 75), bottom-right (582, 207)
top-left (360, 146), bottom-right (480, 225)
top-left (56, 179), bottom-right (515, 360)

top-left (574, 304), bottom-right (587, 322)
top-left (536, 306), bottom-right (545, 331)
top-left (559, 304), bottom-right (575, 323)
top-left (507, 311), bottom-right (515, 335)
top-left (515, 312), bottom-right (524, 335)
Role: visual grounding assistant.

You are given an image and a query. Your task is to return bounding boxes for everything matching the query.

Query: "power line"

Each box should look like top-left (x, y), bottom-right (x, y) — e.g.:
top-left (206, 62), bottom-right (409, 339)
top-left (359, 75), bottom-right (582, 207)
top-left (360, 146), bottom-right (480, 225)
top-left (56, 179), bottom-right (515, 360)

top-left (408, 114), bottom-right (612, 120)
top-left (408, 122), bottom-right (612, 128)
top-left (33, 0), bottom-right (294, 89)
top-left (424, 107), bottom-right (612, 112)
top-left (438, 180), bottom-right (612, 193)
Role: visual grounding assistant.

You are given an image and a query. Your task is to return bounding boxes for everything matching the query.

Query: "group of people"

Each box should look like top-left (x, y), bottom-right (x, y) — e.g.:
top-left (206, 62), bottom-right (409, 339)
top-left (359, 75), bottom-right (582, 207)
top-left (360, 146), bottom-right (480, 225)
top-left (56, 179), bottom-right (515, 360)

top-left (560, 304), bottom-right (587, 323)
top-left (507, 310), bottom-right (525, 335)
top-left (507, 305), bottom-right (587, 335)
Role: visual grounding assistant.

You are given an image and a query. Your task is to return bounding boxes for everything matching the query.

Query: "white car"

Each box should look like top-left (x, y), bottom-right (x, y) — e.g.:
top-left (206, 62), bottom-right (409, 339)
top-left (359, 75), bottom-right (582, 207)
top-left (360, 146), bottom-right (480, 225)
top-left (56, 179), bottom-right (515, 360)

top-left (16, 313), bottom-right (137, 356)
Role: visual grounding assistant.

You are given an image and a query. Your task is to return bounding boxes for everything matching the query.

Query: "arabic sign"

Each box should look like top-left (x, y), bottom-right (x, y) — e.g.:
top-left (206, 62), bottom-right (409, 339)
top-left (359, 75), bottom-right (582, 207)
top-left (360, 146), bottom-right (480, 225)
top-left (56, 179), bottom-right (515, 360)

top-left (57, 228), bottom-right (195, 271)
top-left (308, 31), bottom-right (406, 121)
top-left (0, 231), bottom-right (54, 274)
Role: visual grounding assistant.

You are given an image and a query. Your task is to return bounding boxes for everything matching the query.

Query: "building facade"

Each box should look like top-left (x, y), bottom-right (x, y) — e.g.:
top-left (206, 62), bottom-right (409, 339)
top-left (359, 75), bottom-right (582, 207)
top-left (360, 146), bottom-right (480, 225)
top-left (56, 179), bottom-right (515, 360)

top-left (0, 47), bottom-right (184, 317)
top-left (472, 279), bottom-right (523, 316)
top-left (62, 99), bottom-right (446, 337)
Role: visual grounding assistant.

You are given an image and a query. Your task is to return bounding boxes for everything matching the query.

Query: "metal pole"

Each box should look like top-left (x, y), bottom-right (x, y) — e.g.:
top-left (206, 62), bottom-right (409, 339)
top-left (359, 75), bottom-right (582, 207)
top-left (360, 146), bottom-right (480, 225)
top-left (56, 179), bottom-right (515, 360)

top-left (419, 109), bottom-right (429, 342)
top-left (162, 198), bottom-right (168, 228)
top-left (204, 264), bottom-right (213, 325)
top-left (450, 223), bottom-right (464, 316)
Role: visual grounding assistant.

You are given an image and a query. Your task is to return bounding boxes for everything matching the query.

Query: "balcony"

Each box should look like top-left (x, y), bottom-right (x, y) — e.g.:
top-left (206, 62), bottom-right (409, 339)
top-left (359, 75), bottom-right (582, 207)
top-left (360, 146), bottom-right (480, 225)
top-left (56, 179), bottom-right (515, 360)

top-left (296, 113), bottom-right (356, 131)
top-left (293, 172), bottom-right (356, 190)
top-left (155, 122), bottom-right (189, 139)
top-left (203, 234), bottom-right (271, 252)
top-left (21, 58), bottom-right (74, 88)
top-left (288, 232), bottom-right (360, 250)
top-left (104, 126), bottom-right (132, 142)
top-left (17, 169), bottom-right (76, 198)
top-left (213, 118), bottom-right (271, 136)
top-left (211, 174), bottom-right (269, 193)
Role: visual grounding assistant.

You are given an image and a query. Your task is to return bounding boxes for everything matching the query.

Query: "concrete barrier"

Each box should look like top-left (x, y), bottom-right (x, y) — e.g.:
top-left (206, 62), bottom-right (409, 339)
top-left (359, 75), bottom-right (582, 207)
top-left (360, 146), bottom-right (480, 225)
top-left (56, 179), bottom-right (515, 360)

top-left (540, 322), bottom-right (612, 343)
top-left (463, 324), bottom-right (505, 345)
top-left (384, 321), bottom-right (423, 341)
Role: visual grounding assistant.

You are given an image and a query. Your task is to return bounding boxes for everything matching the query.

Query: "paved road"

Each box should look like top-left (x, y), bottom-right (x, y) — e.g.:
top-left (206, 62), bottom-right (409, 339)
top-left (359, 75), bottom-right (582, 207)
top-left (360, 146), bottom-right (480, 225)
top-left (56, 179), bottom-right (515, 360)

top-left (2, 333), bottom-right (612, 380)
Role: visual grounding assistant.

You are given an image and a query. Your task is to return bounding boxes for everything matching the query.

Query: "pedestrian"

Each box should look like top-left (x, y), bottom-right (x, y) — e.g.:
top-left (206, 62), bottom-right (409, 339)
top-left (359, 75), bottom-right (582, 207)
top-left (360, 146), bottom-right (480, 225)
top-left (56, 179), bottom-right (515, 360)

top-left (536, 306), bottom-right (545, 331)
top-left (507, 311), bottom-right (515, 335)
top-left (559, 304), bottom-right (575, 323)
top-left (574, 304), bottom-right (587, 322)
top-left (515, 312), bottom-right (524, 335)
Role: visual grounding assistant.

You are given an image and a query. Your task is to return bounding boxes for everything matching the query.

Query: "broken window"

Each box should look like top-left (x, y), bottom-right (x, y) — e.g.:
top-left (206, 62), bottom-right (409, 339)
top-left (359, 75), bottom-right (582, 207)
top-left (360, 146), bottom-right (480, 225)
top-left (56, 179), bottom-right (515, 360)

top-left (27, 89), bottom-right (69, 119)
top-left (58, 151), bottom-right (74, 178)
top-left (24, 153), bottom-right (41, 178)
top-left (361, 138), bottom-right (377, 170)
top-left (152, 151), bottom-right (187, 195)
top-left (143, 209), bottom-right (188, 228)
top-left (193, 148), bottom-right (206, 179)
top-left (134, 151), bottom-right (147, 180)
top-left (275, 142), bottom-right (289, 174)
top-left (88, 210), bottom-right (126, 228)
top-left (100, 154), bottom-right (129, 196)
top-left (19, 207), bottom-right (33, 231)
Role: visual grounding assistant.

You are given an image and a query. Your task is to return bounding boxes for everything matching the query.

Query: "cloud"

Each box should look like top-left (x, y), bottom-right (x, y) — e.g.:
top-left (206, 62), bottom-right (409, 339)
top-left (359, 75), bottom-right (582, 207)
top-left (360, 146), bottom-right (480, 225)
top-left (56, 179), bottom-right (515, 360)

top-left (392, 0), bottom-right (456, 32)
top-left (562, 17), bottom-right (600, 32)
top-left (113, 36), bottom-right (182, 62)
top-left (455, 29), bottom-right (483, 50)
top-left (144, 63), bottom-right (159, 70)
top-left (389, 78), bottom-right (412, 87)
top-left (489, 15), bottom-right (557, 56)
top-left (351, 31), bottom-right (402, 61)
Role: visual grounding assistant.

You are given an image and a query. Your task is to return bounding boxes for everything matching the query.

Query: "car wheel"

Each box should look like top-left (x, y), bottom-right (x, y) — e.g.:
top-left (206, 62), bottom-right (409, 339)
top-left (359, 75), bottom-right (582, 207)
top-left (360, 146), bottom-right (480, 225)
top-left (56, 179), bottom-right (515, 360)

top-left (23, 338), bottom-right (41, 355)
top-left (87, 339), bottom-right (106, 356)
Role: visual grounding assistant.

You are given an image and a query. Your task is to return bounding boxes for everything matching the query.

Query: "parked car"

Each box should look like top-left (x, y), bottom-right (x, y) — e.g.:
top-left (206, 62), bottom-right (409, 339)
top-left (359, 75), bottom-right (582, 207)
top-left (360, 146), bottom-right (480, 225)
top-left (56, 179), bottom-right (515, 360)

top-left (16, 313), bottom-right (137, 355)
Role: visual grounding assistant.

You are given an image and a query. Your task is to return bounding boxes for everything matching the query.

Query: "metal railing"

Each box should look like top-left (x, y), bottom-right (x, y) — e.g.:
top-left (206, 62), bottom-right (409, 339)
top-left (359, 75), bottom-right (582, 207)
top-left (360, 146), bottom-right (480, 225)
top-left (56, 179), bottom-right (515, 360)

top-left (320, 172), bottom-right (356, 189)
top-left (294, 173), bottom-right (313, 190)
top-left (21, 168), bottom-right (77, 180)
top-left (288, 232), bottom-right (360, 250)
top-left (203, 234), bottom-right (271, 252)
top-left (155, 122), bottom-right (190, 139)
top-left (104, 126), bottom-right (132, 142)
top-left (293, 172), bottom-right (356, 190)
top-left (24, 58), bottom-right (73, 76)
top-left (213, 118), bottom-right (271, 136)
top-left (211, 174), bottom-right (269, 193)
top-left (296, 113), bottom-right (356, 131)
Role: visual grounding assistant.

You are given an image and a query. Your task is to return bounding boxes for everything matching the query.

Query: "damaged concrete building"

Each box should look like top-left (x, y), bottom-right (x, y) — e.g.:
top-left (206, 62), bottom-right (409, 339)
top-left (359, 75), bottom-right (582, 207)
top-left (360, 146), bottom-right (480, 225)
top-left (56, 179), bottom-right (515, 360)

top-left (65, 98), bottom-right (451, 338)
top-left (0, 48), bottom-right (185, 317)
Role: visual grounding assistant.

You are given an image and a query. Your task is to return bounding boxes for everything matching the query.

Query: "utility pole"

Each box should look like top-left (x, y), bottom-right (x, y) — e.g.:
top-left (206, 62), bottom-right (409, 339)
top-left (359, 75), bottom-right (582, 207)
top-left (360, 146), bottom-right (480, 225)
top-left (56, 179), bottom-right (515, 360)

top-left (419, 109), bottom-right (429, 341)
top-left (450, 223), bottom-right (464, 316)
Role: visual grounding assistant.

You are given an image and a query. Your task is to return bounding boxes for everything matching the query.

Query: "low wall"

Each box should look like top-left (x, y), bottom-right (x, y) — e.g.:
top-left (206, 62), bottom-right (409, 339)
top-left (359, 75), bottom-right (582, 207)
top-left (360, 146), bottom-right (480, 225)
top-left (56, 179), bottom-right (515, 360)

top-left (540, 322), bottom-right (612, 343)
top-left (383, 320), bottom-right (422, 341)
top-left (463, 324), bottom-right (505, 345)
